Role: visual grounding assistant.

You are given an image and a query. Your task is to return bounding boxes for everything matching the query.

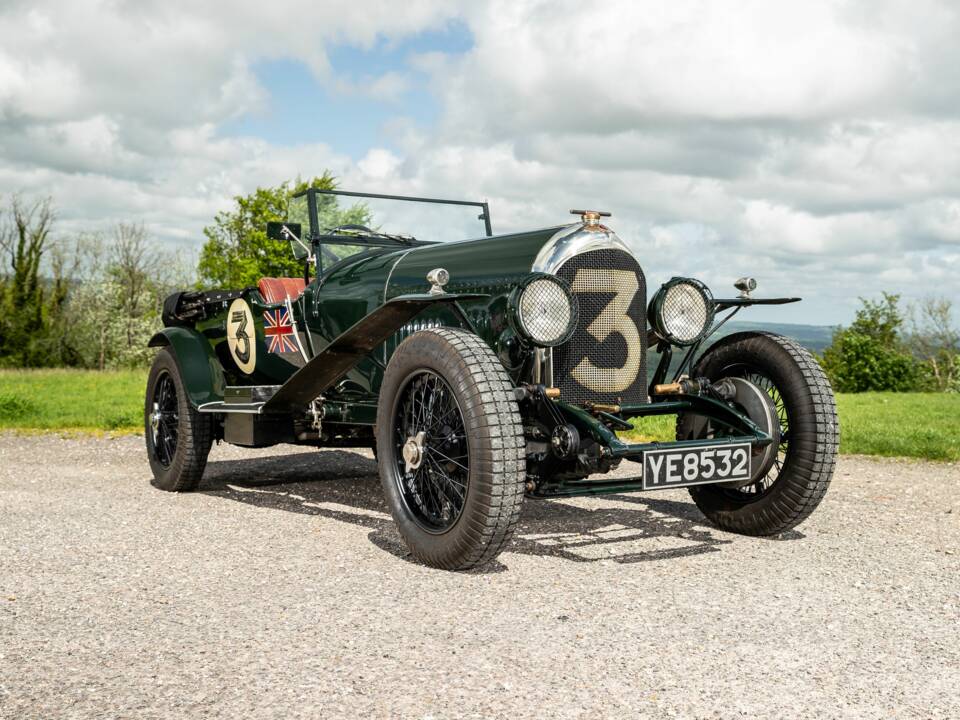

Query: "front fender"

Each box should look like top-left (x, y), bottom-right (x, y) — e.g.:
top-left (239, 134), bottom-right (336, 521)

top-left (148, 327), bottom-right (225, 407)
top-left (263, 292), bottom-right (486, 412)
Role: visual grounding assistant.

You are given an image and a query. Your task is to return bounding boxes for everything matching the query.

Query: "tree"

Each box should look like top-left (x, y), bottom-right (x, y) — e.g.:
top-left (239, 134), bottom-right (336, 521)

top-left (197, 174), bottom-right (371, 289)
top-left (67, 278), bottom-right (159, 370)
top-left (908, 297), bottom-right (959, 392)
top-left (847, 293), bottom-right (904, 346)
top-left (46, 234), bottom-right (87, 366)
top-left (0, 196), bottom-right (57, 366)
top-left (821, 293), bottom-right (919, 392)
top-left (62, 226), bottom-right (177, 370)
top-left (0, 192), bottom-right (186, 369)
top-left (108, 223), bottom-right (167, 352)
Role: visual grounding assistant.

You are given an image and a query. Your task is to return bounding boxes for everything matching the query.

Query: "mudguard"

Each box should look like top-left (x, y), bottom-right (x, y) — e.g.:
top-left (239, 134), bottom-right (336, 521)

top-left (148, 327), bottom-right (226, 407)
top-left (263, 292), bottom-right (486, 412)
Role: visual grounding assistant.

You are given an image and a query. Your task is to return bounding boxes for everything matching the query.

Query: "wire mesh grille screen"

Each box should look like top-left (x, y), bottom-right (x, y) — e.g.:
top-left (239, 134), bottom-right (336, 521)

top-left (661, 283), bottom-right (708, 343)
top-left (519, 278), bottom-right (573, 345)
top-left (554, 249), bottom-right (647, 405)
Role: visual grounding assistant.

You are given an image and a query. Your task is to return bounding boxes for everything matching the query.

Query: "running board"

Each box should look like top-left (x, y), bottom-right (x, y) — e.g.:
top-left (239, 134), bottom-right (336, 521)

top-left (197, 401), bottom-right (264, 414)
top-left (197, 385), bottom-right (280, 414)
top-left (263, 292), bottom-right (485, 412)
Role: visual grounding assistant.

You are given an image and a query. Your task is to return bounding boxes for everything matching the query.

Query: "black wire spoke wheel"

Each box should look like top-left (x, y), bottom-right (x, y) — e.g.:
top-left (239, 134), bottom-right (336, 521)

top-left (394, 370), bottom-right (470, 532)
top-left (376, 328), bottom-right (525, 571)
top-left (144, 347), bottom-right (214, 492)
top-left (149, 372), bottom-right (180, 468)
top-left (680, 332), bottom-right (838, 536)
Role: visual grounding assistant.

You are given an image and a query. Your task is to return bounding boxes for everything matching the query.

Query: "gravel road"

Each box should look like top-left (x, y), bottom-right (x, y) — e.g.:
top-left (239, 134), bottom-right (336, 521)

top-left (1, 433), bottom-right (958, 719)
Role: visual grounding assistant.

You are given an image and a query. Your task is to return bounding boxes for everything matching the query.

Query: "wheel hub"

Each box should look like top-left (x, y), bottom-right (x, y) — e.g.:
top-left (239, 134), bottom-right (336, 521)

top-left (722, 376), bottom-right (781, 488)
top-left (149, 373), bottom-right (180, 468)
top-left (150, 402), bottom-right (161, 439)
top-left (402, 430), bottom-right (427, 473)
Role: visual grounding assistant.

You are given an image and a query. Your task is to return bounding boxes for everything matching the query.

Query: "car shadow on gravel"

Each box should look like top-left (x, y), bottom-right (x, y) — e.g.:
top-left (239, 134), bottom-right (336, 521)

top-left (198, 449), bottom-right (799, 570)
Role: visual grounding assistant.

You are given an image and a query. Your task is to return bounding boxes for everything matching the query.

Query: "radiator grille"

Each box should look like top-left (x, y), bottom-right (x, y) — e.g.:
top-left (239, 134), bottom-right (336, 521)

top-left (553, 249), bottom-right (647, 405)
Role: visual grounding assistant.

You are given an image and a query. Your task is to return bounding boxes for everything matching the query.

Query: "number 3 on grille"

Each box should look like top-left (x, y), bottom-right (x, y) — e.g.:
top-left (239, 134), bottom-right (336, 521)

top-left (570, 269), bottom-right (641, 393)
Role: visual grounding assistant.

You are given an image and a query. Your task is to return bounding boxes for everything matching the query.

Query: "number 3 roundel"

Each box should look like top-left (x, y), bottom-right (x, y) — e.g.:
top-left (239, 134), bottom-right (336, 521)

top-left (227, 298), bottom-right (256, 374)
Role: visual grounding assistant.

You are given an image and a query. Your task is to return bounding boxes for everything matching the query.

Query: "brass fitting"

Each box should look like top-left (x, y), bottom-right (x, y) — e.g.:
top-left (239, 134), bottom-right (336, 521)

top-left (570, 209), bottom-right (611, 228)
top-left (585, 401), bottom-right (621, 414)
top-left (653, 382), bottom-right (683, 395)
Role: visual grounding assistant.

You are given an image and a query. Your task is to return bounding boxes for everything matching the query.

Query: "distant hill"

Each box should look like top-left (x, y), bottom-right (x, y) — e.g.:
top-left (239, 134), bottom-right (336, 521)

top-left (644, 320), bottom-right (836, 379)
top-left (715, 320), bottom-right (835, 354)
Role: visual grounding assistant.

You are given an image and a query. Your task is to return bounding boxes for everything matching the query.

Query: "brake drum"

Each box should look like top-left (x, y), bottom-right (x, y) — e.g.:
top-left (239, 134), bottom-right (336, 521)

top-left (681, 377), bottom-right (781, 488)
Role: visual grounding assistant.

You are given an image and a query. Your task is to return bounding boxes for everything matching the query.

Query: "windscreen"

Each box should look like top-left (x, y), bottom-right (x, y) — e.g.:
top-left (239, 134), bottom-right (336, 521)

top-left (288, 192), bottom-right (368, 263)
top-left (288, 190), bottom-right (490, 248)
top-left (345, 194), bottom-right (489, 244)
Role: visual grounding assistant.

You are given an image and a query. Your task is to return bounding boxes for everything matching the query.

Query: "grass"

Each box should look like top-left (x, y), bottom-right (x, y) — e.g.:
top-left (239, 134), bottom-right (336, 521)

top-left (0, 370), bottom-right (957, 461)
top-left (833, 393), bottom-right (960, 462)
top-left (0, 368), bottom-right (145, 433)
top-left (624, 392), bottom-right (960, 462)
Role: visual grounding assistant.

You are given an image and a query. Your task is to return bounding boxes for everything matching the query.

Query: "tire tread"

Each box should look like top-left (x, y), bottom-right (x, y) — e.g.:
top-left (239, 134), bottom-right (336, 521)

top-left (145, 347), bottom-right (214, 492)
top-left (685, 332), bottom-right (838, 535)
top-left (376, 328), bottom-right (525, 570)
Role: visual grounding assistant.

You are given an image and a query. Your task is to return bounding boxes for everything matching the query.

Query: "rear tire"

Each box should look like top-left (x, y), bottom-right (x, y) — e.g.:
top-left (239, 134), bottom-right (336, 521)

top-left (376, 328), bottom-right (525, 570)
top-left (679, 332), bottom-right (838, 535)
top-left (145, 347), bottom-right (214, 492)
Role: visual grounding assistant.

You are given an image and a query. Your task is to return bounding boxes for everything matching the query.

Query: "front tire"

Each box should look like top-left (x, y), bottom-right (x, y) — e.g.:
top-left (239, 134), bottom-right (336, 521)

top-left (678, 332), bottom-right (838, 535)
top-left (145, 347), bottom-right (214, 492)
top-left (376, 329), bottom-right (525, 570)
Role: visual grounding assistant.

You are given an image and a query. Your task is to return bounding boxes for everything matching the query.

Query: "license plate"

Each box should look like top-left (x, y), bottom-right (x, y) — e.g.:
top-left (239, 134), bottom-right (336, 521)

top-left (642, 443), bottom-right (752, 490)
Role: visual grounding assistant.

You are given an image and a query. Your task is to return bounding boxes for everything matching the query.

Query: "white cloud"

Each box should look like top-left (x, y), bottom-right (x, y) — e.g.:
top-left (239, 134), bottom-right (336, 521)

top-left (375, 0), bottom-right (960, 320)
top-left (0, 0), bottom-right (958, 323)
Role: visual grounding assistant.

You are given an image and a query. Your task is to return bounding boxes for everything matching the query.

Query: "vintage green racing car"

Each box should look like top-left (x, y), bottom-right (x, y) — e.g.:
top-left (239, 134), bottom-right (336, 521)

top-left (146, 188), bottom-right (839, 570)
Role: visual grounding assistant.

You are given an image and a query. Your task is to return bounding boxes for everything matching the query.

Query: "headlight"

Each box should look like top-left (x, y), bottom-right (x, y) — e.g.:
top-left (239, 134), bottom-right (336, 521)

top-left (512, 274), bottom-right (577, 347)
top-left (648, 277), bottom-right (715, 346)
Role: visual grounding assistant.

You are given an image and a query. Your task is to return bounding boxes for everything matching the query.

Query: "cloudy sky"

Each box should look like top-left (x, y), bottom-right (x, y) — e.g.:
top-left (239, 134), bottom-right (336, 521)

top-left (1, 0), bottom-right (958, 324)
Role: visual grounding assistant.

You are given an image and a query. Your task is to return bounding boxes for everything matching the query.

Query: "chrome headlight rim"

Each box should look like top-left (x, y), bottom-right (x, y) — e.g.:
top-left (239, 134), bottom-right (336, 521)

top-left (510, 273), bottom-right (578, 348)
top-left (648, 277), bottom-right (715, 347)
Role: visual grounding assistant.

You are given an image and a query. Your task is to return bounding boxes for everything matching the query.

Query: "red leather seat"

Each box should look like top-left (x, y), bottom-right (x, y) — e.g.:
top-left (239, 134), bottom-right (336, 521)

top-left (258, 277), bottom-right (306, 304)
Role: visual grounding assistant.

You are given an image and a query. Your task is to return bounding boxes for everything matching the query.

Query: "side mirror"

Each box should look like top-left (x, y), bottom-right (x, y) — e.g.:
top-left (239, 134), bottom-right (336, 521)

top-left (266, 221), bottom-right (311, 261)
top-left (266, 221), bottom-right (300, 240)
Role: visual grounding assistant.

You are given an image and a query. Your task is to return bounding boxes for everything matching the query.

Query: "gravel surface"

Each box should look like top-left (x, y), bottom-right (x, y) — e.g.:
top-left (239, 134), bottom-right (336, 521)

top-left (1, 433), bottom-right (958, 719)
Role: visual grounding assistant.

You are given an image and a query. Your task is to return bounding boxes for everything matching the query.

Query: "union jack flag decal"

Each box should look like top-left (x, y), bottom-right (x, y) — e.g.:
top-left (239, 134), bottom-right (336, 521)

top-left (263, 308), bottom-right (298, 354)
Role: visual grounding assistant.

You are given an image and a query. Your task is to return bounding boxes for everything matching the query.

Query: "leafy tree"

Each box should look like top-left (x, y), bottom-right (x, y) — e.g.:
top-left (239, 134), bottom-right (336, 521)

top-left (67, 278), bottom-right (158, 370)
top-left (0, 196), bottom-right (59, 367)
top-left (0, 193), bottom-right (185, 369)
top-left (821, 293), bottom-right (919, 392)
top-left (907, 297), bottom-right (959, 392)
top-left (197, 174), bottom-right (371, 289)
top-left (107, 223), bottom-right (169, 352)
top-left (46, 234), bottom-right (87, 366)
top-left (62, 227), bottom-right (179, 370)
top-left (847, 293), bottom-right (904, 345)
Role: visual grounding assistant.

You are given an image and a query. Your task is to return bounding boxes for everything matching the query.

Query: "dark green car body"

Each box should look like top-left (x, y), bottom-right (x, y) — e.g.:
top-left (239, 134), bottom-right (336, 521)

top-left (145, 188), bottom-right (841, 570)
top-left (150, 189), bottom-right (798, 498)
top-left (156, 226), bottom-right (557, 420)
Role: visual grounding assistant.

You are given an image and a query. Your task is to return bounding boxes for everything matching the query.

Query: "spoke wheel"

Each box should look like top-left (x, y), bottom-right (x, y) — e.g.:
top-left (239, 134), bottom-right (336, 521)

top-left (679, 332), bottom-right (838, 536)
top-left (149, 372), bottom-right (180, 468)
top-left (376, 328), bottom-right (525, 570)
top-left (144, 347), bottom-right (214, 492)
top-left (394, 370), bottom-right (470, 533)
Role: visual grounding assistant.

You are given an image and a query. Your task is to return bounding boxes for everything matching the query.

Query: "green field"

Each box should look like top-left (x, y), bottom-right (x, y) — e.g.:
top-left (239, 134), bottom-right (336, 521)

top-left (831, 393), bottom-right (960, 461)
top-left (0, 370), bottom-right (957, 461)
top-left (0, 369), bottom-right (146, 433)
top-left (627, 393), bottom-right (960, 462)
